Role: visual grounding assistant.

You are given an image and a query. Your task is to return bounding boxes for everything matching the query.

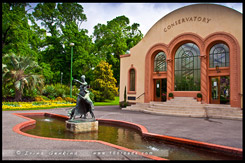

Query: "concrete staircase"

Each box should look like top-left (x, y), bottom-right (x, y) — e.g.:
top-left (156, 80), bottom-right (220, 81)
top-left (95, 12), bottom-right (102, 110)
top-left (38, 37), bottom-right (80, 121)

top-left (122, 97), bottom-right (242, 120)
top-left (204, 104), bottom-right (242, 120)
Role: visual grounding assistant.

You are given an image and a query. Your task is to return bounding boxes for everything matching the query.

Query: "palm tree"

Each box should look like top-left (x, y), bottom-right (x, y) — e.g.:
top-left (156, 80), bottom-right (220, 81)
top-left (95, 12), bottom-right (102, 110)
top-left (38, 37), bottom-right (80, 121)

top-left (2, 53), bottom-right (44, 101)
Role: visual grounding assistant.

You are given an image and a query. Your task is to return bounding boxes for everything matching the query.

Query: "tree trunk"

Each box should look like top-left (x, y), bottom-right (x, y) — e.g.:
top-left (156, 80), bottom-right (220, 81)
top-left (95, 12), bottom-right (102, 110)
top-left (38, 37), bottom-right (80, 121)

top-left (14, 89), bottom-right (22, 101)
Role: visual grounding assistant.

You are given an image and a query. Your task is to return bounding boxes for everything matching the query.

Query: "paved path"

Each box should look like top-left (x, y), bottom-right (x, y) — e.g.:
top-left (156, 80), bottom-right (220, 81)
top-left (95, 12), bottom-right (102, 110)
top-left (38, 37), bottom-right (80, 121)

top-left (2, 106), bottom-right (242, 160)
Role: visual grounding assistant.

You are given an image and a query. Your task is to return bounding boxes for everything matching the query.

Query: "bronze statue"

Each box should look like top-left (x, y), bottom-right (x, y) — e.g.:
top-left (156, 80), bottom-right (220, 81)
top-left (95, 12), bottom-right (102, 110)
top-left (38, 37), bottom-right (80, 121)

top-left (68, 75), bottom-right (95, 121)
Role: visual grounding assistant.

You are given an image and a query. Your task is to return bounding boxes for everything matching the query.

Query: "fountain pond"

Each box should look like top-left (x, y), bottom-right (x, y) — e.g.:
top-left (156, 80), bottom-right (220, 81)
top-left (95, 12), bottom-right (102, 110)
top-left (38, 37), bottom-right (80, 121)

top-left (18, 113), bottom-right (242, 160)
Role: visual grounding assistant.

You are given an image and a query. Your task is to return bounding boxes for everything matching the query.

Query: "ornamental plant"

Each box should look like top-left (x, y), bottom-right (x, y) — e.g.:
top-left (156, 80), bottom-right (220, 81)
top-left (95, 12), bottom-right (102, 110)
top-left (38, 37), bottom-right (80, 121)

top-left (90, 60), bottom-right (118, 102)
top-left (197, 93), bottom-right (202, 98)
top-left (169, 93), bottom-right (174, 97)
top-left (2, 53), bottom-right (44, 101)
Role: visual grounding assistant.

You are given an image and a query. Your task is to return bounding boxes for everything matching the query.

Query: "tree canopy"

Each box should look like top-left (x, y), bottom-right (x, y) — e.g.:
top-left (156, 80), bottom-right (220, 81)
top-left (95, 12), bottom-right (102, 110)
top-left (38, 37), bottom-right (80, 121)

top-left (93, 15), bottom-right (143, 84)
top-left (2, 2), bottom-right (143, 101)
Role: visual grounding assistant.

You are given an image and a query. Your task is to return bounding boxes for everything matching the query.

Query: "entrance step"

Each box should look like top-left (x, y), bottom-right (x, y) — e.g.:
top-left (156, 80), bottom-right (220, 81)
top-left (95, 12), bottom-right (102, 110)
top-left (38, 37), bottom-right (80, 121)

top-left (122, 103), bottom-right (149, 112)
top-left (146, 107), bottom-right (205, 116)
top-left (204, 104), bottom-right (242, 120)
top-left (122, 98), bottom-right (242, 120)
top-left (142, 109), bottom-right (206, 118)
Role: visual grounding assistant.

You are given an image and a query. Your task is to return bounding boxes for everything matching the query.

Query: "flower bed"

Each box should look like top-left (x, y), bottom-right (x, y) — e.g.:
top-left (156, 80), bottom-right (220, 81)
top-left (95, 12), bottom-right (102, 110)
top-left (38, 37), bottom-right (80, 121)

top-left (2, 98), bottom-right (76, 111)
top-left (2, 96), bottom-right (119, 110)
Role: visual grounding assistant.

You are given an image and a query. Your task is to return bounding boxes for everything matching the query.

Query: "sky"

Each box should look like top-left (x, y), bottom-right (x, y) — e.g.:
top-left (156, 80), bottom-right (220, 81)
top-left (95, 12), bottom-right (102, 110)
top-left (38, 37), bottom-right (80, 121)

top-left (78, 3), bottom-right (243, 36)
top-left (28, 3), bottom-right (243, 36)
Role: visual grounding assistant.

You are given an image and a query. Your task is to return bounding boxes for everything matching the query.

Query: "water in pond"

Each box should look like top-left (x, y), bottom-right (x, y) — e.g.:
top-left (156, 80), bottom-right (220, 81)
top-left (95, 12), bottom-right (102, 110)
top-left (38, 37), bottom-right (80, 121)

top-left (21, 115), bottom-right (241, 160)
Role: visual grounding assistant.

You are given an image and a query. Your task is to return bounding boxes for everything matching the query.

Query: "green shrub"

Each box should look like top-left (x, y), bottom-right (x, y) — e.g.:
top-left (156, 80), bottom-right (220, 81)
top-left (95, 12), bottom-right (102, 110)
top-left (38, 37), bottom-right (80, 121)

top-left (64, 97), bottom-right (76, 103)
top-left (32, 101), bottom-right (48, 105)
top-left (42, 85), bottom-right (56, 98)
top-left (90, 61), bottom-right (118, 102)
top-left (42, 83), bottom-right (79, 99)
top-left (2, 84), bottom-right (15, 98)
top-left (53, 83), bottom-right (66, 98)
top-left (90, 89), bottom-right (105, 102)
top-left (89, 90), bottom-right (95, 103)
top-left (35, 96), bottom-right (45, 101)
top-left (197, 93), bottom-right (202, 98)
top-left (169, 93), bottom-right (174, 97)
top-left (120, 101), bottom-right (130, 108)
top-left (55, 97), bottom-right (64, 101)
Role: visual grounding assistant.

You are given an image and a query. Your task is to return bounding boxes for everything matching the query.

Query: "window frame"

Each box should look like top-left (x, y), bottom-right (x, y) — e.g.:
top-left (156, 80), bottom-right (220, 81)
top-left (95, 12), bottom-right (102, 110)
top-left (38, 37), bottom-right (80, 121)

top-left (128, 67), bottom-right (136, 94)
top-left (174, 43), bottom-right (201, 91)
top-left (209, 43), bottom-right (230, 68)
top-left (154, 51), bottom-right (167, 72)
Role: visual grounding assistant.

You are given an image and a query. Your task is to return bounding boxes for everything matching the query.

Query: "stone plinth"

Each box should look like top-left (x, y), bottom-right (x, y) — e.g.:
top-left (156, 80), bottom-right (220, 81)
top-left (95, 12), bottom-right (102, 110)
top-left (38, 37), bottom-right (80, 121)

top-left (66, 120), bottom-right (98, 133)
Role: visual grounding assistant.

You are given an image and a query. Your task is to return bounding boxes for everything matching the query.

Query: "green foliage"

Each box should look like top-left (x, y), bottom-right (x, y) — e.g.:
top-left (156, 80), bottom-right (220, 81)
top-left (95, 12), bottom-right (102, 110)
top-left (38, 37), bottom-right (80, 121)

top-left (40, 62), bottom-right (54, 84)
top-left (2, 3), bottom-right (144, 102)
top-left (93, 15), bottom-right (143, 83)
top-left (169, 93), bottom-right (174, 97)
top-left (124, 86), bottom-right (127, 103)
top-left (2, 85), bottom-right (15, 98)
top-left (90, 89), bottom-right (103, 102)
top-left (42, 85), bottom-right (56, 98)
top-left (197, 93), bottom-right (202, 98)
top-left (2, 53), bottom-right (44, 101)
top-left (32, 3), bottom-right (97, 85)
top-left (89, 90), bottom-right (95, 103)
top-left (119, 101), bottom-right (130, 108)
top-left (42, 83), bottom-right (79, 99)
top-left (175, 75), bottom-right (200, 91)
top-left (90, 60), bottom-right (118, 102)
top-left (120, 86), bottom-right (130, 107)
top-left (23, 88), bottom-right (40, 98)
top-left (2, 3), bottom-right (42, 59)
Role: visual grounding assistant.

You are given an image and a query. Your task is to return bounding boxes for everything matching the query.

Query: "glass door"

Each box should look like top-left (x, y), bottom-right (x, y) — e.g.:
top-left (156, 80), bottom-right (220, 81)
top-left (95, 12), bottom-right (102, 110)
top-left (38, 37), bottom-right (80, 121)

top-left (161, 79), bottom-right (167, 102)
top-left (210, 76), bottom-right (230, 104)
top-left (154, 79), bottom-right (161, 101)
top-left (154, 79), bottom-right (167, 102)
top-left (211, 77), bottom-right (220, 104)
top-left (220, 76), bottom-right (230, 104)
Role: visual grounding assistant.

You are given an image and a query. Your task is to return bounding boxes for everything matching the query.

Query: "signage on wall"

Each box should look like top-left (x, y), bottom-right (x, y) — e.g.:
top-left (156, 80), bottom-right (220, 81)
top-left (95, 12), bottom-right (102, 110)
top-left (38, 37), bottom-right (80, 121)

top-left (164, 16), bottom-right (212, 32)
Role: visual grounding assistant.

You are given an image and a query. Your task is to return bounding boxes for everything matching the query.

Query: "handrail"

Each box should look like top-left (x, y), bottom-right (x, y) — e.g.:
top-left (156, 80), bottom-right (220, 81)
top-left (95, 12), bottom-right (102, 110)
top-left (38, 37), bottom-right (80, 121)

top-left (136, 92), bottom-right (145, 99)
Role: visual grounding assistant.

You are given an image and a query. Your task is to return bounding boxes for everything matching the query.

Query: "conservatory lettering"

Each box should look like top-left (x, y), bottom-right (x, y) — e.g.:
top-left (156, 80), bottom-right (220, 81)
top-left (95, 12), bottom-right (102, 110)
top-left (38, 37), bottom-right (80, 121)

top-left (164, 16), bottom-right (211, 32)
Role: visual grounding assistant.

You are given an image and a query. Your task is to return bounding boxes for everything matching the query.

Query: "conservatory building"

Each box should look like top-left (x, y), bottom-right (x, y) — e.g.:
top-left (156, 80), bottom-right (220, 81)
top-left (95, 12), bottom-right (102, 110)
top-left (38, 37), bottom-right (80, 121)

top-left (119, 4), bottom-right (243, 108)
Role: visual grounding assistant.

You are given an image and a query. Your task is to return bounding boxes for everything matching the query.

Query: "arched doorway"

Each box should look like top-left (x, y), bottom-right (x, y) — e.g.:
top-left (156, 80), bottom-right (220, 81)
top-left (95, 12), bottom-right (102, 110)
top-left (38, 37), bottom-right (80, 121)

top-left (209, 43), bottom-right (230, 104)
top-left (153, 51), bottom-right (167, 102)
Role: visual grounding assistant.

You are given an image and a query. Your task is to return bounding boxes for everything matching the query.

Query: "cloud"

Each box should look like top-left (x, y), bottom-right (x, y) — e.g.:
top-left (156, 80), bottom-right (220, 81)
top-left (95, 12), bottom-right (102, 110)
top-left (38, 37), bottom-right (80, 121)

top-left (80, 3), bottom-right (242, 37)
top-left (80, 3), bottom-right (178, 36)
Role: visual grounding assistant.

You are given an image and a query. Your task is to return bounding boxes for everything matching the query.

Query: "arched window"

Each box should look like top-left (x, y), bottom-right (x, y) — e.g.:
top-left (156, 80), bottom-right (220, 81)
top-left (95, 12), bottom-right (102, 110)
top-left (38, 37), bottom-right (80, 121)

top-left (209, 43), bottom-right (229, 68)
top-left (174, 43), bottom-right (200, 91)
top-left (129, 69), bottom-right (135, 91)
top-left (154, 52), bottom-right (167, 72)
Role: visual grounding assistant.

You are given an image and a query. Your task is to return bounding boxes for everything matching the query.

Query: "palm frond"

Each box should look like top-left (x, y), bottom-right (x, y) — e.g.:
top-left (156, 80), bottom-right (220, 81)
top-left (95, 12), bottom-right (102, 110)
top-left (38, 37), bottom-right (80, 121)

top-left (14, 80), bottom-right (21, 91)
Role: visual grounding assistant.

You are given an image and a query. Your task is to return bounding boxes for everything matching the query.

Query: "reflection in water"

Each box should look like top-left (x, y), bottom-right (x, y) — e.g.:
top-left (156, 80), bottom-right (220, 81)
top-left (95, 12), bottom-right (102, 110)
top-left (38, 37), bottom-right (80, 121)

top-left (21, 115), bottom-right (241, 160)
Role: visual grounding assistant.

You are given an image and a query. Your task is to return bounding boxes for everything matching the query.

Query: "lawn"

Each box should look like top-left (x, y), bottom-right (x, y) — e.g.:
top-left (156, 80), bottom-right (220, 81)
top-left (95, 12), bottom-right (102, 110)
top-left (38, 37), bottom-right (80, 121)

top-left (2, 96), bottom-right (119, 111)
top-left (94, 96), bottom-right (119, 106)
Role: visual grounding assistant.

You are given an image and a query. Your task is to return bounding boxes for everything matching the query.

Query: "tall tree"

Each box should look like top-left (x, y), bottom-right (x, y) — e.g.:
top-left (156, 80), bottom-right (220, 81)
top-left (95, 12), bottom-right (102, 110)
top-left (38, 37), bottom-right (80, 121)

top-left (57, 3), bottom-right (87, 28)
top-left (32, 3), bottom-right (97, 84)
top-left (93, 15), bottom-right (143, 84)
top-left (2, 3), bottom-right (41, 59)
